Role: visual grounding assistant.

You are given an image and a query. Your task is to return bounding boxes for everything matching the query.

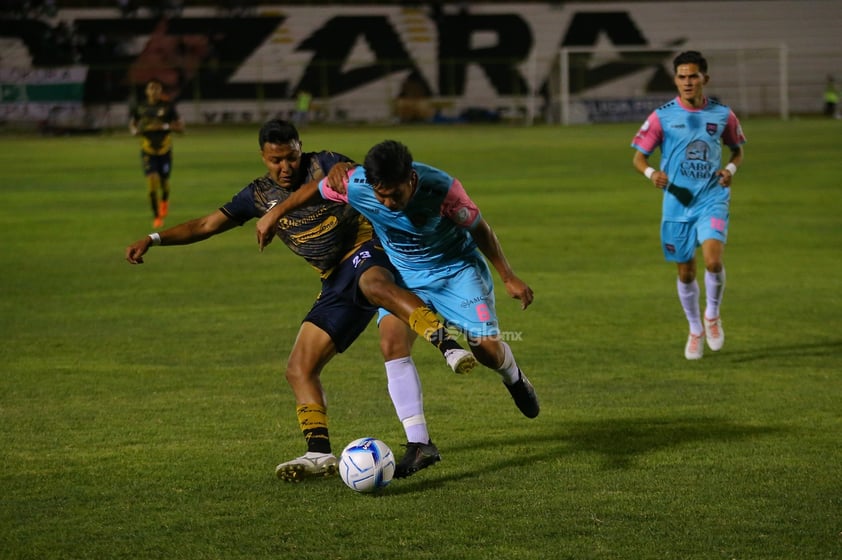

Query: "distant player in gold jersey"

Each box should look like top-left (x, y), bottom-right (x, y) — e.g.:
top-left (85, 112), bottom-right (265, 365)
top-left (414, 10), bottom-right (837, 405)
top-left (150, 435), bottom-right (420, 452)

top-left (129, 78), bottom-right (185, 229)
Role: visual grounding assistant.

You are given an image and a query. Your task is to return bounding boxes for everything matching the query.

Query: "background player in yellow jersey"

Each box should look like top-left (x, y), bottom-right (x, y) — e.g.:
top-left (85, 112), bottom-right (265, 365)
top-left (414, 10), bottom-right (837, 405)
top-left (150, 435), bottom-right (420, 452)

top-left (129, 78), bottom-right (185, 229)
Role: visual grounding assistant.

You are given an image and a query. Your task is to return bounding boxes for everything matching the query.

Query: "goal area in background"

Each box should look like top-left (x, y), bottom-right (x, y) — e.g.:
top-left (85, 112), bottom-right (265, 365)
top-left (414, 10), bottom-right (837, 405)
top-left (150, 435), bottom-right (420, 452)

top-left (554, 44), bottom-right (788, 125)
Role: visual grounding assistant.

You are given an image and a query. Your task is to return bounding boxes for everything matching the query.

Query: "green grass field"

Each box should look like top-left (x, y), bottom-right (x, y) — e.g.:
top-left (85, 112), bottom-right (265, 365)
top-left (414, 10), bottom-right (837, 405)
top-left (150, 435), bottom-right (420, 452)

top-left (1, 119), bottom-right (840, 559)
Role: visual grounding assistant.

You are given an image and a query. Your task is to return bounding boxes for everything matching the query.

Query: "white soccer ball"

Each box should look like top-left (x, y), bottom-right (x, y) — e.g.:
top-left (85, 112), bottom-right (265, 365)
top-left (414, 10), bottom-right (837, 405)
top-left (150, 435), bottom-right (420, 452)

top-left (339, 437), bottom-right (395, 493)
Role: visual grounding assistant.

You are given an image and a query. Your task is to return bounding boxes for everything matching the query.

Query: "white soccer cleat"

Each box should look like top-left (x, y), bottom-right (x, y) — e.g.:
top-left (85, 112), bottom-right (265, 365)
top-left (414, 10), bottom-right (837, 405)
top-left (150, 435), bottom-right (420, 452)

top-left (684, 332), bottom-right (704, 360)
top-left (444, 348), bottom-right (477, 374)
top-left (704, 316), bottom-right (724, 351)
top-left (275, 452), bottom-right (338, 482)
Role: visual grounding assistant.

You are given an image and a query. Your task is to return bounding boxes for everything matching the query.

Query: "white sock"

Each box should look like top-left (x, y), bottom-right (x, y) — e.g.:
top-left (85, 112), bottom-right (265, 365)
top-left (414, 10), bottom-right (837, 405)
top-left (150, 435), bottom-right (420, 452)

top-left (677, 278), bottom-right (703, 335)
top-left (385, 357), bottom-right (429, 443)
top-left (704, 268), bottom-right (726, 319)
top-left (496, 341), bottom-right (521, 385)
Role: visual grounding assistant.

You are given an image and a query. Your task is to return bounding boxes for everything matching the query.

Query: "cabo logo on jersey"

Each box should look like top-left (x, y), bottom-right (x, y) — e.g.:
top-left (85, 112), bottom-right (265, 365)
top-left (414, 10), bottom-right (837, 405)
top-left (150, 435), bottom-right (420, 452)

top-left (680, 140), bottom-right (713, 179)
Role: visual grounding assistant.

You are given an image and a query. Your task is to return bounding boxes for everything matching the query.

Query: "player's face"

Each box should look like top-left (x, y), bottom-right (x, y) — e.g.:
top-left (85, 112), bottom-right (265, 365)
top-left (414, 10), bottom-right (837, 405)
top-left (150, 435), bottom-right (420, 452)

top-left (261, 140), bottom-right (302, 189)
top-left (674, 63), bottom-right (708, 106)
top-left (145, 81), bottom-right (163, 103)
top-left (372, 170), bottom-right (417, 211)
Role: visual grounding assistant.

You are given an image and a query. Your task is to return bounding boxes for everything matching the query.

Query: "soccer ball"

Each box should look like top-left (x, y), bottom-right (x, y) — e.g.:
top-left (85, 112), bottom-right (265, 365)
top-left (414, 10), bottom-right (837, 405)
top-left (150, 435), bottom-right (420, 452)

top-left (339, 437), bottom-right (395, 493)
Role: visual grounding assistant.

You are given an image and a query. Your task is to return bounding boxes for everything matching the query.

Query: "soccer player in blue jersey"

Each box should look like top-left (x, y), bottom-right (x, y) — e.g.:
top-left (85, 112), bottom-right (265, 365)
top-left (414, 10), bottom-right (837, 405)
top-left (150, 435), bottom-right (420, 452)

top-left (129, 78), bottom-right (185, 229)
top-left (631, 51), bottom-right (746, 360)
top-left (256, 140), bottom-right (540, 424)
top-left (126, 120), bottom-right (475, 481)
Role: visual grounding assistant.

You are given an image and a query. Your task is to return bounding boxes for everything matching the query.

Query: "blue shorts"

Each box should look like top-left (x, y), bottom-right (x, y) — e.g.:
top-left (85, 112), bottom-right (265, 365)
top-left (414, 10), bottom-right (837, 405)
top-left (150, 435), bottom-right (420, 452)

top-left (141, 151), bottom-right (172, 179)
top-left (661, 200), bottom-right (729, 262)
top-left (305, 238), bottom-right (395, 352)
top-left (379, 251), bottom-right (500, 339)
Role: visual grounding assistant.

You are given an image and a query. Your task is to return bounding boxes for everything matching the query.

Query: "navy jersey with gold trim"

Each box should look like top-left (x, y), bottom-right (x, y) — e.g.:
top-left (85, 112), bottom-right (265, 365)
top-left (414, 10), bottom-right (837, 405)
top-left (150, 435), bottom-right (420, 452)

top-left (131, 100), bottom-right (179, 155)
top-left (220, 151), bottom-right (371, 278)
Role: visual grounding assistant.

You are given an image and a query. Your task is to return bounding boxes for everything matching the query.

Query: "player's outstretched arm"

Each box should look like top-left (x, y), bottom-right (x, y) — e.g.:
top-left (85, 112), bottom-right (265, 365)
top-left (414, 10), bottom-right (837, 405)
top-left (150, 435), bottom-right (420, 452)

top-left (125, 210), bottom-right (235, 264)
top-left (256, 179), bottom-right (321, 251)
top-left (470, 219), bottom-right (534, 310)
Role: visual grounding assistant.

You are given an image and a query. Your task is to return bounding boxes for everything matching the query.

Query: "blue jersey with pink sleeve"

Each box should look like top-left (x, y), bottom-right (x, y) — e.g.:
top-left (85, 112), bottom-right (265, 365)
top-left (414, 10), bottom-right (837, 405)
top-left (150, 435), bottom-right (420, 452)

top-left (319, 162), bottom-right (482, 272)
top-left (631, 96), bottom-right (746, 221)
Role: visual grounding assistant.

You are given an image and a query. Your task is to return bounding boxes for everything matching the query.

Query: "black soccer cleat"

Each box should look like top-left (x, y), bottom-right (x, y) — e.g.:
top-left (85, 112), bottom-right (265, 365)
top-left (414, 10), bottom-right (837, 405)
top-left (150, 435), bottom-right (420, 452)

top-left (505, 370), bottom-right (540, 418)
top-left (394, 440), bottom-right (441, 479)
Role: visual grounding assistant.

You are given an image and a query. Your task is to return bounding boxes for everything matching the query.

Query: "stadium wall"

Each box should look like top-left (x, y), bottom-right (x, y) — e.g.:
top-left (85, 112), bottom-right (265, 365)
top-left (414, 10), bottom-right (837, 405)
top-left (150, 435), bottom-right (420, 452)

top-left (1, 1), bottom-right (840, 127)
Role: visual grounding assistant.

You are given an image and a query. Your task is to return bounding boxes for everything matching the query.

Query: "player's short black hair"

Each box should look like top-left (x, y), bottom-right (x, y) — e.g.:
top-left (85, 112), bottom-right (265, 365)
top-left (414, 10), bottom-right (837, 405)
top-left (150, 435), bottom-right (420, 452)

top-left (259, 119), bottom-right (300, 148)
top-left (364, 140), bottom-right (413, 186)
top-left (673, 51), bottom-right (708, 74)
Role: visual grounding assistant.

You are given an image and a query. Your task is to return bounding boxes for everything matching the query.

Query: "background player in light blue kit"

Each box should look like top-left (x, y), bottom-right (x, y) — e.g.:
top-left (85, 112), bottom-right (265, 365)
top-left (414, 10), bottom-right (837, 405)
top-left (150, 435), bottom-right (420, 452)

top-left (257, 140), bottom-right (540, 424)
top-left (631, 50), bottom-right (746, 360)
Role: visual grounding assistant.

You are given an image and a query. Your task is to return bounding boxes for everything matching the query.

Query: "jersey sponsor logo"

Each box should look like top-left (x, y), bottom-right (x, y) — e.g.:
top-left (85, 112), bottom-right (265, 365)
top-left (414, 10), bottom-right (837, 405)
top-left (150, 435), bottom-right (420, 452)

top-left (679, 160), bottom-right (713, 180)
top-left (289, 215), bottom-right (339, 242)
top-left (460, 295), bottom-right (490, 308)
top-left (680, 139), bottom-right (714, 180)
top-left (686, 140), bottom-right (709, 161)
top-left (454, 207), bottom-right (471, 225)
top-left (279, 205), bottom-right (330, 227)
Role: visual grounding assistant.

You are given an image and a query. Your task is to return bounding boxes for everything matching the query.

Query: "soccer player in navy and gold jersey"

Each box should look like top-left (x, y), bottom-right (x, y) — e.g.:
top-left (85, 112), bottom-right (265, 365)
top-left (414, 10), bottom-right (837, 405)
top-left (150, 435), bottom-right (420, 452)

top-left (256, 140), bottom-right (541, 423)
top-left (126, 120), bottom-right (473, 481)
top-left (632, 51), bottom-right (746, 360)
top-left (129, 78), bottom-right (185, 229)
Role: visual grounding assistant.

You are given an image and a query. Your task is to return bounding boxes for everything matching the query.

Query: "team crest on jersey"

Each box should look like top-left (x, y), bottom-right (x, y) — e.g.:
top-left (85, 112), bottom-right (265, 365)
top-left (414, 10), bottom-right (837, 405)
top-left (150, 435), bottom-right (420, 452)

top-left (706, 123), bottom-right (718, 136)
top-left (454, 207), bottom-right (471, 224)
